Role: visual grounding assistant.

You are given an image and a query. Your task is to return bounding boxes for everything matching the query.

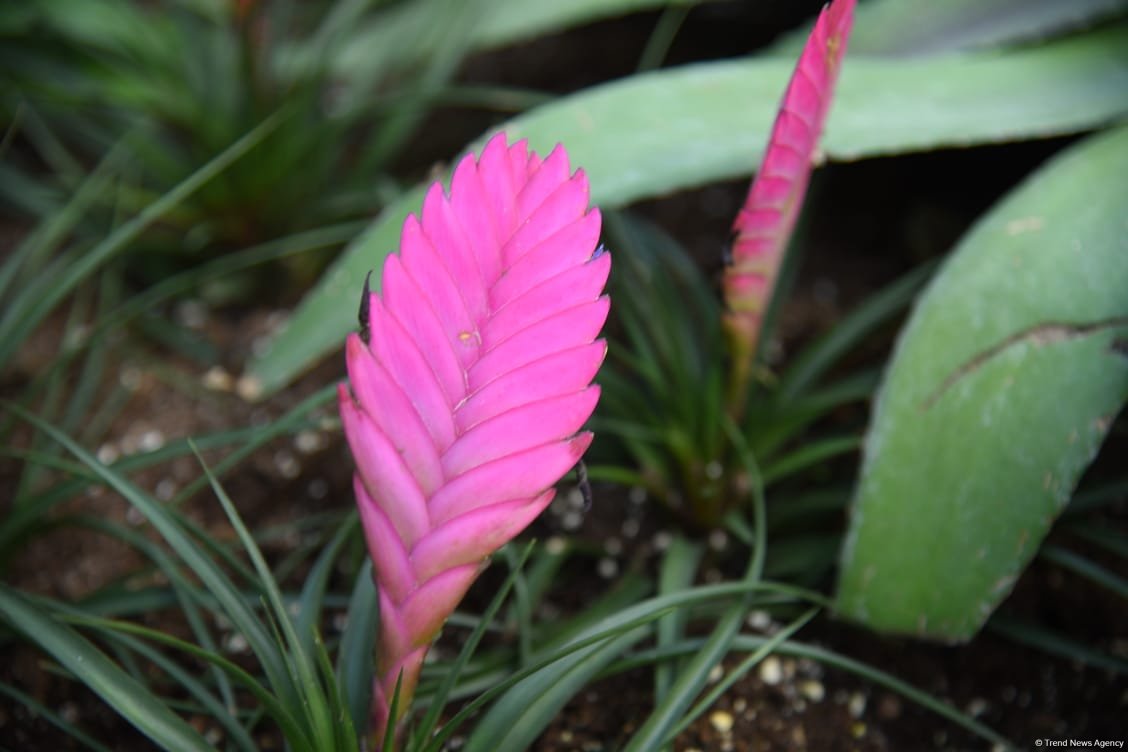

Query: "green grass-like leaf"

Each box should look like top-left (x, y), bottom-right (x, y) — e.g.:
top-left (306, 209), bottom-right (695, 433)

top-left (337, 560), bottom-right (379, 741)
top-left (0, 111), bottom-right (285, 369)
top-left (0, 585), bottom-right (213, 752)
top-left (194, 443), bottom-right (352, 752)
top-left (3, 403), bottom-right (303, 729)
top-left (621, 419), bottom-right (766, 751)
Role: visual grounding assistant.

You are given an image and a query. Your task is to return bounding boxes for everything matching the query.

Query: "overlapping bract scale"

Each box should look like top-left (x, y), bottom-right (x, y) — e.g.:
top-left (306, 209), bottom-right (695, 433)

top-left (722, 0), bottom-right (855, 380)
top-left (339, 133), bottom-right (608, 740)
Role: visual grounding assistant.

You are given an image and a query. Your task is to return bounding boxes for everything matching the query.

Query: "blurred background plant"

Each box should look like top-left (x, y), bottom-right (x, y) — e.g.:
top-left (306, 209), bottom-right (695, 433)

top-left (1, 0), bottom-right (1126, 748)
top-left (0, 0), bottom-right (498, 291)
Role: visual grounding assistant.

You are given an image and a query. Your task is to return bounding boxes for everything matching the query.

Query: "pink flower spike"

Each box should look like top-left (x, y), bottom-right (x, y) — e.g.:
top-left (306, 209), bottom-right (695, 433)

top-left (340, 133), bottom-right (608, 745)
top-left (722, 0), bottom-right (855, 412)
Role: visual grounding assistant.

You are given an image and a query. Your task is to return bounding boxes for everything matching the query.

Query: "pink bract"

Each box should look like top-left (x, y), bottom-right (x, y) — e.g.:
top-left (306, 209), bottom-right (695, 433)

top-left (339, 133), bottom-right (609, 742)
top-left (723, 0), bottom-right (855, 405)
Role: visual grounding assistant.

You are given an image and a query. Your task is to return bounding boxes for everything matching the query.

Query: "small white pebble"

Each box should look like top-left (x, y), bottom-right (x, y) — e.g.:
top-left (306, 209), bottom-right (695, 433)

top-left (707, 529), bottom-right (728, 551)
top-left (96, 443), bottom-right (120, 465)
top-left (223, 633), bottom-right (249, 654)
top-left (236, 375), bottom-right (264, 402)
top-left (119, 366), bottom-right (143, 391)
top-left (704, 460), bottom-right (723, 480)
top-left (966, 697), bottom-right (989, 717)
top-left (628, 486), bottom-right (647, 504)
top-left (652, 531), bottom-right (672, 551)
top-left (732, 698), bottom-right (747, 714)
top-left (848, 691), bottom-right (867, 718)
top-left (275, 450), bottom-right (302, 480)
top-left (597, 558), bottom-right (618, 579)
top-left (294, 430), bottom-right (326, 454)
top-left (273, 450), bottom-right (300, 479)
top-left (202, 366), bottom-right (234, 392)
top-left (561, 510), bottom-right (583, 530)
top-left (799, 679), bottom-right (825, 703)
top-left (708, 664), bottom-right (724, 683)
top-left (746, 610), bottom-right (771, 631)
top-left (545, 536), bottom-right (567, 555)
top-left (759, 656), bottom-right (783, 685)
top-left (621, 517), bottom-right (640, 538)
top-left (565, 487), bottom-right (585, 509)
top-left (139, 429), bottom-right (165, 452)
top-left (709, 710), bottom-right (734, 734)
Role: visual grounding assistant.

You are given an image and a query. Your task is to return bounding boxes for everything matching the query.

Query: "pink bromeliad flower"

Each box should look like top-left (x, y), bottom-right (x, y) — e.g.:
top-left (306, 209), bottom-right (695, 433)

top-left (723, 0), bottom-right (855, 410)
top-left (338, 133), bottom-right (609, 743)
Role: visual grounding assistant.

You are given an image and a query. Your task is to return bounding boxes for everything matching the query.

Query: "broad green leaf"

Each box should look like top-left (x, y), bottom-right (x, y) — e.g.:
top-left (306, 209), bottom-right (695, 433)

top-left (323, 0), bottom-right (719, 82)
top-left (771, 0), bottom-right (1128, 56)
top-left (836, 126), bottom-right (1128, 641)
top-left (247, 27), bottom-right (1128, 395)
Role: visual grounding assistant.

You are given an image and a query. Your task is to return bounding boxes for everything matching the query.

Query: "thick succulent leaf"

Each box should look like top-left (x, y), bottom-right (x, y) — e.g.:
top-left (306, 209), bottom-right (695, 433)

top-left (246, 25), bottom-right (1128, 395)
top-left (723, 0), bottom-right (854, 392)
top-left (835, 126), bottom-right (1128, 641)
top-left (771, 0), bottom-right (1128, 56)
top-left (317, 0), bottom-right (724, 84)
top-left (340, 134), bottom-right (607, 735)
